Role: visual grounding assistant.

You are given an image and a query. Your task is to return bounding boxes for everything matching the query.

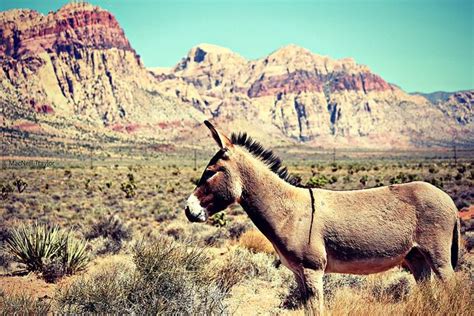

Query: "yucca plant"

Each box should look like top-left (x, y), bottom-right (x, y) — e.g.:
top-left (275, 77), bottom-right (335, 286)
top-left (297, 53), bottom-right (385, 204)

top-left (5, 224), bottom-right (89, 280)
top-left (6, 224), bottom-right (65, 272)
top-left (62, 236), bottom-right (89, 274)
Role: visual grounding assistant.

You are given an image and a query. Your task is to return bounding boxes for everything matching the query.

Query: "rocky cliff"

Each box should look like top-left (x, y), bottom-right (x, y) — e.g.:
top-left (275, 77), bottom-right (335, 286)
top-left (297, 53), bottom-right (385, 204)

top-left (0, 3), bottom-right (205, 143)
top-left (153, 44), bottom-right (473, 147)
top-left (1, 3), bottom-right (472, 150)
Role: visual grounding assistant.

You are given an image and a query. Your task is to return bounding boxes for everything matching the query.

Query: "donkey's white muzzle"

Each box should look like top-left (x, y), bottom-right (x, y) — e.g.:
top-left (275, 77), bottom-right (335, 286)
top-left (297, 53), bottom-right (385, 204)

top-left (185, 194), bottom-right (207, 222)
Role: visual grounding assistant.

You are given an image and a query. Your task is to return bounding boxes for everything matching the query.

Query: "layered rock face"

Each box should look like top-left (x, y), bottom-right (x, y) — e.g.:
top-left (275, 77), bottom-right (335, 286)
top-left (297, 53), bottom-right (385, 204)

top-left (0, 3), bottom-right (132, 57)
top-left (0, 3), bottom-right (205, 140)
top-left (154, 44), bottom-right (473, 147)
top-left (1, 3), bottom-right (471, 149)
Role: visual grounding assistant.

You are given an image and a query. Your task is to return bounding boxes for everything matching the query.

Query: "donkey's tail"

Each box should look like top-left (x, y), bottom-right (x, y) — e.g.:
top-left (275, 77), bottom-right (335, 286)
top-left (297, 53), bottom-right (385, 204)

top-left (451, 217), bottom-right (460, 270)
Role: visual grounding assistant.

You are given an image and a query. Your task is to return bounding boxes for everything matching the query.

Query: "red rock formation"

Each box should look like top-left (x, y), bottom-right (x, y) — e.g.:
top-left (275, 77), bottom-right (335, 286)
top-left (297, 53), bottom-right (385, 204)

top-left (247, 71), bottom-right (392, 97)
top-left (248, 71), bottom-right (324, 98)
top-left (331, 72), bottom-right (392, 92)
top-left (0, 3), bottom-right (134, 58)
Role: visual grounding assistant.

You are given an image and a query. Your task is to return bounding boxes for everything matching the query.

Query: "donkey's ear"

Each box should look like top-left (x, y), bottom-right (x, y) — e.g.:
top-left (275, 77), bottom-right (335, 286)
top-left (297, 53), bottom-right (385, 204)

top-left (204, 120), bottom-right (233, 150)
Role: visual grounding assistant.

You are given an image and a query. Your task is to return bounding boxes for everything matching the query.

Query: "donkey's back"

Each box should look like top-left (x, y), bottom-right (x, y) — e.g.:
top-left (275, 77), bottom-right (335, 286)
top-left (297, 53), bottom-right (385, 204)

top-left (316, 181), bottom-right (459, 278)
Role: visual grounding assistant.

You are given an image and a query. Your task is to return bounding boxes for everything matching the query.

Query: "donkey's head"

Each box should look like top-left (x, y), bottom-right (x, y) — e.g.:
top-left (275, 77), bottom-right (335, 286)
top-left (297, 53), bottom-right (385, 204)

top-left (185, 121), bottom-right (242, 222)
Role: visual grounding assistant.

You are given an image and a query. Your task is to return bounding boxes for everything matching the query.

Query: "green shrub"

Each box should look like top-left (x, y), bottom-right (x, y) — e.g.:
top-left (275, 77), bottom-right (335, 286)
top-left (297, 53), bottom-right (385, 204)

top-left (307, 175), bottom-right (329, 188)
top-left (209, 212), bottom-right (227, 227)
top-left (5, 224), bottom-right (89, 281)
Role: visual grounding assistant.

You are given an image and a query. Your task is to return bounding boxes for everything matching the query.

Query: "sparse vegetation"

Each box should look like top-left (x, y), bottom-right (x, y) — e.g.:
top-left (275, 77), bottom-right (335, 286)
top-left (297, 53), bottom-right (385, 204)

top-left (0, 155), bottom-right (472, 314)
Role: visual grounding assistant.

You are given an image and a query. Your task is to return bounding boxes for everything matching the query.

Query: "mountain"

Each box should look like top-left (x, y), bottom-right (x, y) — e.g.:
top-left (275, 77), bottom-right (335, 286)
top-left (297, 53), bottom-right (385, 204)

top-left (153, 43), bottom-right (473, 148)
top-left (1, 3), bottom-right (472, 153)
top-left (0, 3), bottom-right (205, 144)
top-left (411, 91), bottom-right (457, 104)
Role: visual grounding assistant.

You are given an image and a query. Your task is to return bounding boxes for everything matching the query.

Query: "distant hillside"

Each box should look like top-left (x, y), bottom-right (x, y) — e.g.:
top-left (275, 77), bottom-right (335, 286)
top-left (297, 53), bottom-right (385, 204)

top-left (410, 91), bottom-right (457, 104)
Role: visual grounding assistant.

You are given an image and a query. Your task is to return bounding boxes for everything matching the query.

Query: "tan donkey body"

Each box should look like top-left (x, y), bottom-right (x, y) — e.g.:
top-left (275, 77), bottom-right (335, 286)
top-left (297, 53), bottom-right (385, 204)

top-left (185, 121), bottom-right (460, 314)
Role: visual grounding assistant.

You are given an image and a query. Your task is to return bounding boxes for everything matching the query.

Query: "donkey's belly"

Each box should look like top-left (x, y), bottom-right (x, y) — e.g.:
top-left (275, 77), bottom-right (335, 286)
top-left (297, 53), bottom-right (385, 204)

top-left (323, 231), bottom-right (413, 274)
top-left (325, 251), bottom-right (409, 274)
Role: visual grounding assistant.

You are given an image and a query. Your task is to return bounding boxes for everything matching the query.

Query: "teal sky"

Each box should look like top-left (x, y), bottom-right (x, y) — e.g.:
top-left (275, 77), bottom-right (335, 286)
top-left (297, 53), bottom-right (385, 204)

top-left (2, 0), bottom-right (473, 92)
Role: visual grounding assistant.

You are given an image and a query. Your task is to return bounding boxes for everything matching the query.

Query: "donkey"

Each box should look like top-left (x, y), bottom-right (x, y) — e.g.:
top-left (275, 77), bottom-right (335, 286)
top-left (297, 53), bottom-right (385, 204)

top-left (185, 121), bottom-right (460, 314)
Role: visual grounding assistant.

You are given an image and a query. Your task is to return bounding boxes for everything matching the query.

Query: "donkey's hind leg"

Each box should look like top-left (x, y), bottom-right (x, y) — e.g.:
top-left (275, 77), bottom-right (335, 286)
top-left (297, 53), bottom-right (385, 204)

top-left (422, 252), bottom-right (454, 281)
top-left (416, 246), bottom-right (454, 282)
top-left (403, 247), bottom-right (432, 283)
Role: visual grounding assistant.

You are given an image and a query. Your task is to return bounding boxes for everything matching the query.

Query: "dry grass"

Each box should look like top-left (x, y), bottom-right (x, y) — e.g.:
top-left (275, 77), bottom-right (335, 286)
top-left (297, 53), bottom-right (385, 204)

top-left (238, 229), bottom-right (275, 254)
top-left (326, 272), bottom-right (473, 316)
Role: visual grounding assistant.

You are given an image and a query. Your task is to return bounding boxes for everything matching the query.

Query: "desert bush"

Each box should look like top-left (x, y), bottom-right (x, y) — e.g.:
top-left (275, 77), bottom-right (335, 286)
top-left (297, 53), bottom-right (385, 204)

top-left (209, 211), bottom-right (227, 227)
top-left (368, 271), bottom-right (414, 302)
top-left (64, 169), bottom-right (72, 179)
top-left (1, 183), bottom-right (13, 199)
top-left (307, 175), bottom-right (329, 188)
top-left (407, 174), bottom-right (421, 182)
top-left (0, 227), bottom-right (13, 270)
top-left (57, 237), bottom-right (227, 314)
top-left (165, 224), bottom-right (185, 240)
top-left (238, 229), bottom-right (275, 254)
top-left (0, 290), bottom-right (51, 315)
top-left (227, 221), bottom-right (251, 239)
top-left (5, 223), bottom-right (89, 281)
top-left (323, 273), bottom-right (367, 301)
top-left (85, 215), bottom-right (131, 254)
top-left (12, 177), bottom-right (27, 193)
top-left (428, 165), bottom-right (439, 173)
top-left (202, 228), bottom-right (229, 247)
top-left (190, 176), bottom-right (200, 185)
top-left (56, 258), bottom-right (135, 313)
top-left (343, 175), bottom-right (351, 183)
top-left (215, 247), bottom-right (279, 293)
top-left (120, 182), bottom-right (136, 198)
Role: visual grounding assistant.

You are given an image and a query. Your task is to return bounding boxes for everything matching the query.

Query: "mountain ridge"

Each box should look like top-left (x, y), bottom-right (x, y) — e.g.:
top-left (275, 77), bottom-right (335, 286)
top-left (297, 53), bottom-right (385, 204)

top-left (1, 3), bottom-right (473, 152)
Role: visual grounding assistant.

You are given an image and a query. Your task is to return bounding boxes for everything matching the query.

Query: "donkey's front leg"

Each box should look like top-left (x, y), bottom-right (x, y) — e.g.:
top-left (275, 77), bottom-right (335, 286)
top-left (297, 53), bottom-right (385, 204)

top-left (295, 268), bottom-right (325, 315)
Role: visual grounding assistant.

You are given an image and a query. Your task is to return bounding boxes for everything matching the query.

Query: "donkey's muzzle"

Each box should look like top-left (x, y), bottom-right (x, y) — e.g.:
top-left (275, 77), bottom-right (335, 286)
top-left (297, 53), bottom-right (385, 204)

top-left (185, 206), bottom-right (206, 223)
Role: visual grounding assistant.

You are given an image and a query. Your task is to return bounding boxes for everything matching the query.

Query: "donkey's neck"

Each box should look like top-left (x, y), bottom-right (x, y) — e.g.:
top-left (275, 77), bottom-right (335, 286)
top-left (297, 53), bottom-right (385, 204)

top-left (237, 154), bottom-right (307, 241)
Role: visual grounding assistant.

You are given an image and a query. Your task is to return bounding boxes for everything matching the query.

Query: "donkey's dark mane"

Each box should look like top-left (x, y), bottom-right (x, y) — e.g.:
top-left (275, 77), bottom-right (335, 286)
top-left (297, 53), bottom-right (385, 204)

top-left (231, 132), bottom-right (301, 186)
